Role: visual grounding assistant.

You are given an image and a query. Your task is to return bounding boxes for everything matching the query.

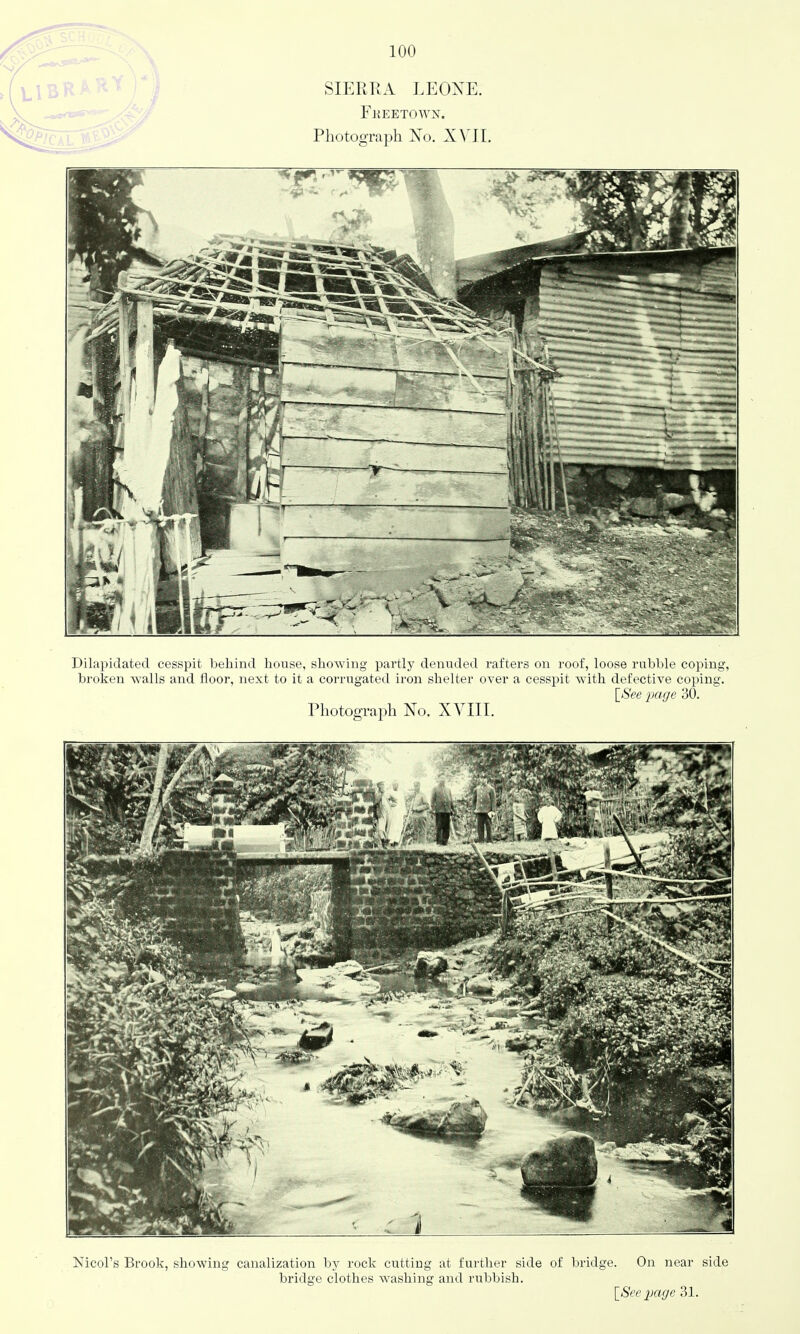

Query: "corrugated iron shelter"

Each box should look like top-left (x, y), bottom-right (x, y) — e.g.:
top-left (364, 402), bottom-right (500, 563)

top-left (459, 243), bottom-right (736, 492)
top-left (88, 233), bottom-right (511, 595)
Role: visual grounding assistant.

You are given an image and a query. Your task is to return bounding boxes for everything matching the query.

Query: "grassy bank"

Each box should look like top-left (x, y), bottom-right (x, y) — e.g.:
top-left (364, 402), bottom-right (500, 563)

top-left (491, 870), bottom-right (731, 1197)
top-left (67, 866), bottom-right (258, 1236)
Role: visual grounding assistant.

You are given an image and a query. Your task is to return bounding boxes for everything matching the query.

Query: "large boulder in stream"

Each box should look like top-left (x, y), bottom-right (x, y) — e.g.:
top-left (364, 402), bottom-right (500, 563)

top-left (299, 1021), bottom-right (333, 1051)
top-left (521, 1132), bottom-right (598, 1189)
top-left (383, 1097), bottom-right (487, 1138)
top-left (414, 951), bottom-right (448, 978)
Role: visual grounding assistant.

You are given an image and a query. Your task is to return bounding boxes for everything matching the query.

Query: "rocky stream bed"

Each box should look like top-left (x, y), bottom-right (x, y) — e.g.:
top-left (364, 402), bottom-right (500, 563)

top-left (200, 924), bottom-right (728, 1236)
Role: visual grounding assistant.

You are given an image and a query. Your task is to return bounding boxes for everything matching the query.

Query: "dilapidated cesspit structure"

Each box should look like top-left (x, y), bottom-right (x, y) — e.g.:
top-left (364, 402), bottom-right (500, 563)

top-left (85, 234), bottom-right (511, 629)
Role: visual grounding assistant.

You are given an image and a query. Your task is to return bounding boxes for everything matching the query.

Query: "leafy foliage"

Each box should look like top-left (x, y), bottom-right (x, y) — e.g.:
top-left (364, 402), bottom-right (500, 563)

top-left (66, 744), bottom-right (213, 854)
top-left (281, 168), bottom-right (399, 199)
top-left (224, 743), bottom-right (359, 830)
top-left (486, 169), bottom-right (736, 251)
top-left (650, 745), bottom-right (732, 881)
top-left (67, 868), bottom-right (258, 1235)
top-left (436, 743), bottom-right (592, 834)
top-left (490, 832), bottom-right (730, 1093)
top-left (237, 863), bottom-right (329, 919)
top-left (68, 169), bottom-right (143, 294)
top-left (558, 969), bottom-right (730, 1081)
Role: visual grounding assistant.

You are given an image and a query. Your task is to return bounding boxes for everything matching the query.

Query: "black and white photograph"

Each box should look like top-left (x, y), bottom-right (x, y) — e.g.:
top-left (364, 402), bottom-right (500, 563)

top-left (67, 169), bottom-right (737, 638)
top-left (66, 742), bottom-right (732, 1237)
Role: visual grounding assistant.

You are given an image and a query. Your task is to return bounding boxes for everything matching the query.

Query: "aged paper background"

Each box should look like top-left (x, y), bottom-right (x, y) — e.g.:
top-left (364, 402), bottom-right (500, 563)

top-left (1, 0), bottom-right (797, 1329)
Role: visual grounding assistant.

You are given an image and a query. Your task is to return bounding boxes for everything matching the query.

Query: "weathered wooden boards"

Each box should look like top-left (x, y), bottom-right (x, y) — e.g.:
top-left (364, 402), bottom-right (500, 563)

top-left (280, 319), bottom-right (510, 573)
top-left (539, 262), bottom-right (736, 471)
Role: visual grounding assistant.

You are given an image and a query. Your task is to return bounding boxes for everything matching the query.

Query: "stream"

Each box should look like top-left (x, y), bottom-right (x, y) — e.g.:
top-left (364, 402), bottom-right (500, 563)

top-left (203, 954), bottom-right (725, 1237)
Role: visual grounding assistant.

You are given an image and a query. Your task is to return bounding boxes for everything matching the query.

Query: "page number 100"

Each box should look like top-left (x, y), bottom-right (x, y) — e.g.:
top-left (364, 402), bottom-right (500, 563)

top-left (390, 45), bottom-right (416, 57)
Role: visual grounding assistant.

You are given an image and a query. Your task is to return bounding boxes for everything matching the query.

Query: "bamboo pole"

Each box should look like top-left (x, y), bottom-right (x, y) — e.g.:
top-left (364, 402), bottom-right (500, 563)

top-left (549, 381), bottom-right (571, 518)
top-left (470, 840), bottom-right (503, 893)
top-left (530, 370), bottom-right (543, 509)
top-left (184, 515), bottom-right (195, 634)
top-left (598, 909), bottom-right (728, 983)
top-left (547, 386), bottom-right (557, 511)
top-left (539, 374), bottom-right (549, 510)
top-left (612, 814), bottom-right (648, 873)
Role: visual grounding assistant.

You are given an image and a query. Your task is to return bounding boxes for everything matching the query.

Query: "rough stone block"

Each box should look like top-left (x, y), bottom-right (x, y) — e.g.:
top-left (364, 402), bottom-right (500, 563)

top-left (483, 567), bottom-right (524, 606)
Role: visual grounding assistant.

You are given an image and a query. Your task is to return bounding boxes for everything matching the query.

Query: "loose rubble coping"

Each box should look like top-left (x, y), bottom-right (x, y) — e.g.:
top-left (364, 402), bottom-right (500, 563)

top-left (303, 559), bottom-right (525, 636)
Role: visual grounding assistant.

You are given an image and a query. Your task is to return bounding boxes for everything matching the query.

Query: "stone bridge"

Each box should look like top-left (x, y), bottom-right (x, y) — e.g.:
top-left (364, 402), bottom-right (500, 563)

top-left (83, 774), bottom-right (551, 964)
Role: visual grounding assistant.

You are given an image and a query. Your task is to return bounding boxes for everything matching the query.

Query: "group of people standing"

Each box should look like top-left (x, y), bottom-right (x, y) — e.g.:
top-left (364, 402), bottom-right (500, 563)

top-left (371, 778), bottom-right (563, 849)
top-left (372, 778), bottom-right (458, 846)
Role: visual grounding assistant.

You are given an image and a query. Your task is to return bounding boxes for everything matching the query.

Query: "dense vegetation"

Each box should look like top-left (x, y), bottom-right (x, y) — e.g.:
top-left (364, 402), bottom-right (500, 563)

top-left (435, 742), bottom-right (643, 835)
top-left (67, 866), bottom-right (258, 1235)
top-left (492, 746), bottom-right (732, 1193)
top-left (67, 742), bottom-right (358, 856)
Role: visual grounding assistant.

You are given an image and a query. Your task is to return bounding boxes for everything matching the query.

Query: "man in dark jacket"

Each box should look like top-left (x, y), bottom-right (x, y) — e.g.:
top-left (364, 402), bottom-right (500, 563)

top-left (430, 778), bottom-right (456, 845)
top-left (474, 780), bottom-right (496, 843)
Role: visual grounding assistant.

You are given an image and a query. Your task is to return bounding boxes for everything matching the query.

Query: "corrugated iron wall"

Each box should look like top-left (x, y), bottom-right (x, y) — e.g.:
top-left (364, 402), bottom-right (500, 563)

top-left (537, 255), bottom-right (736, 472)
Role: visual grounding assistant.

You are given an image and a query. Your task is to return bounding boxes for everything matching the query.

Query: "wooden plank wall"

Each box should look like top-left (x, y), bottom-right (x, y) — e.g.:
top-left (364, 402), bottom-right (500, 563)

top-left (279, 319), bottom-right (510, 572)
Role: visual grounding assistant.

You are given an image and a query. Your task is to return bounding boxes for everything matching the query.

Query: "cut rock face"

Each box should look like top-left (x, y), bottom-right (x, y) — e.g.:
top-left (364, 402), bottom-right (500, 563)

top-left (520, 1132), bottom-right (598, 1189)
top-left (383, 1097), bottom-right (488, 1138)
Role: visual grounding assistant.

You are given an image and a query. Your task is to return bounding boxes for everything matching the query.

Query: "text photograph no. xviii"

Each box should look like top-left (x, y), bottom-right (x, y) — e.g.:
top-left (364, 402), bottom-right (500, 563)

top-left (66, 741), bottom-right (732, 1236)
top-left (68, 169), bottom-right (736, 637)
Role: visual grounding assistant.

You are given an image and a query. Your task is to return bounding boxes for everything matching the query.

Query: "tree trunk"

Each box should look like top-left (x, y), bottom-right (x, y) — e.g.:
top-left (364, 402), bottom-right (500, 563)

top-left (669, 171), bottom-right (692, 248)
top-left (140, 744), bottom-right (171, 854)
top-left (401, 169), bottom-right (456, 298)
top-left (138, 742), bottom-right (207, 854)
top-left (691, 171), bottom-right (707, 242)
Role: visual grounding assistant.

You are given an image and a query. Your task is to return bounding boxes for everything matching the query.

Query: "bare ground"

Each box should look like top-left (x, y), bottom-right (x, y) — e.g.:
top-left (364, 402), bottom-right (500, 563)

top-left (473, 510), bottom-right (736, 636)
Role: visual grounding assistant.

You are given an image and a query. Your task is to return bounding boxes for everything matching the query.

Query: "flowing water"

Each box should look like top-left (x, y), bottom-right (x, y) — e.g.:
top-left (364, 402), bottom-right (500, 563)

top-left (204, 968), bottom-right (725, 1237)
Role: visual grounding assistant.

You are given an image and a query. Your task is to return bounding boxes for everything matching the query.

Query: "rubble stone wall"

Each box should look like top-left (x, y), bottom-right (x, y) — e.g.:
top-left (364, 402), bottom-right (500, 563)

top-left (341, 848), bottom-right (512, 961)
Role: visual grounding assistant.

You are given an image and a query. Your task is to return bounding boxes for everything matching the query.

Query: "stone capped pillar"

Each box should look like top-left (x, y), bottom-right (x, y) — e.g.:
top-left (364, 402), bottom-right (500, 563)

top-left (209, 772), bottom-right (244, 960)
top-left (211, 772), bottom-right (237, 852)
top-left (349, 777), bottom-right (376, 849)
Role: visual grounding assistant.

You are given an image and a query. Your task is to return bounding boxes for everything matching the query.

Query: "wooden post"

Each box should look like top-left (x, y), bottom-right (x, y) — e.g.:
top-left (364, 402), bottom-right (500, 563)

top-left (547, 843), bottom-right (560, 890)
top-left (184, 515), bottom-right (195, 634)
top-left (77, 521), bottom-right (87, 633)
top-left (603, 838), bottom-right (614, 934)
top-left (135, 297), bottom-right (155, 414)
top-left (174, 519), bottom-right (185, 633)
top-left (234, 363), bottom-right (250, 500)
top-left (118, 282), bottom-right (131, 441)
top-left (500, 888), bottom-right (512, 938)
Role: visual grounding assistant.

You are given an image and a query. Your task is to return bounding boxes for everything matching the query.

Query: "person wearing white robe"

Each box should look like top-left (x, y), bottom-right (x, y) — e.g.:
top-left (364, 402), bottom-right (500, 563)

top-left (537, 795), bottom-right (563, 845)
top-left (385, 780), bottom-right (406, 846)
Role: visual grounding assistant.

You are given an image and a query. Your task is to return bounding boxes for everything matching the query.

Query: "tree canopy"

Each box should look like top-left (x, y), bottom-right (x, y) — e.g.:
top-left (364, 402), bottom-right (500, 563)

top-left (68, 169), bottom-right (143, 295)
top-left (486, 169), bottom-right (736, 251)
